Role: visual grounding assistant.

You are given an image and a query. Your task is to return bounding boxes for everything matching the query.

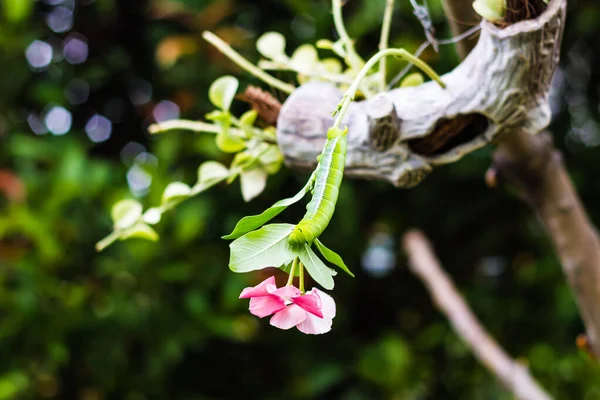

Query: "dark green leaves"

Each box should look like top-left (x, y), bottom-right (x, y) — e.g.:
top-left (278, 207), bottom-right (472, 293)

top-left (228, 224), bottom-right (297, 272)
top-left (315, 239), bottom-right (354, 277)
top-left (299, 243), bottom-right (335, 290)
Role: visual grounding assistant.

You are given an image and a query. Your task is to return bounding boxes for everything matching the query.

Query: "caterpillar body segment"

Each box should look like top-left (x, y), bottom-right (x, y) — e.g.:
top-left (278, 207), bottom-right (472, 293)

top-left (288, 127), bottom-right (348, 246)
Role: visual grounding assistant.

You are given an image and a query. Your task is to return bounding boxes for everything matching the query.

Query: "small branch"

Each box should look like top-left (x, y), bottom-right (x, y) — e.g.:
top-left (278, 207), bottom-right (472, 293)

top-left (403, 230), bottom-right (552, 400)
top-left (148, 120), bottom-right (221, 135)
top-left (202, 31), bottom-right (295, 94)
top-left (378, 0), bottom-right (395, 91)
top-left (493, 131), bottom-right (600, 356)
top-left (440, 0), bottom-right (481, 58)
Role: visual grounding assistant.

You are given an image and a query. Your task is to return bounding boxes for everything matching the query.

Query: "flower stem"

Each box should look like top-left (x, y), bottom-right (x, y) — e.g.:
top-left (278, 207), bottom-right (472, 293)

top-left (299, 262), bottom-right (305, 293)
top-left (202, 31), bottom-right (295, 94)
top-left (379, 0), bottom-right (395, 91)
top-left (287, 257), bottom-right (298, 286)
top-left (332, 48), bottom-right (445, 130)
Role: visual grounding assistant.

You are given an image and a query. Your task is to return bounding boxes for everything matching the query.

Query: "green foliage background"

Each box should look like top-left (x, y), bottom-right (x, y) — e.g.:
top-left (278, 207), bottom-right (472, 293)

top-left (1, 0), bottom-right (600, 398)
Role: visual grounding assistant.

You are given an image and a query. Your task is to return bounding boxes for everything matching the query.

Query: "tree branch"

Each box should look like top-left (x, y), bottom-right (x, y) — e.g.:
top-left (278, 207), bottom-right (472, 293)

top-left (403, 230), bottom-right (552, 400)
top-left (277, 0), bottom-right (565, 187)
top-left (493, 131), bottom-right (600, 357)
top-left (442, 0), bottom-right (600, 359)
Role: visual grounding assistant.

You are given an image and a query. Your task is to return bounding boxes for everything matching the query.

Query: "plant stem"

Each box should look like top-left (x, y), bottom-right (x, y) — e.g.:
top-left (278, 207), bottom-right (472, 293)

top-left (202, 31), bottom-right (295, 94)
top-left (332, 0), bottom-right (363, 72)
top-left (299, 261), bottom-right (305, 293)
top-left (148, 120), bottom-right (221, 135)
top-left (95, 230), bottom-right (121, 252)
top-left (331, 0), bottom-right (373, 97)
top-left (379, 0), bottom-right (395, 91)
top-left (333, 47), bottom-right (445, 129)
top-left (287, 258), bottom-right (298, 286)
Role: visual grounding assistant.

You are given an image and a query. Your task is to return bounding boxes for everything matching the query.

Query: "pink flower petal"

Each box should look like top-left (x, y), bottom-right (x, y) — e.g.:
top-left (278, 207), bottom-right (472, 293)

top-left (239, 276), bottom-right (277, 299)
top-left (292, 292), bottom-right (323, 318)
top-left (310, 288), bottom-right (336, 320)
top-left (268, 285), bottom-right (302, 299)
top-left (248, 295), bottom-right (286, 318)
top-left (296, 313), bottom-right (332, 335)
top-left (270, 304), bottom-right (307, 330)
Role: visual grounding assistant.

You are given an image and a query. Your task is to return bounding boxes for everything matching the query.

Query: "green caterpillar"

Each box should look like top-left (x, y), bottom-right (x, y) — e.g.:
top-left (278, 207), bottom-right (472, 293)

top-left (288, 126), bottom-right (348, 246)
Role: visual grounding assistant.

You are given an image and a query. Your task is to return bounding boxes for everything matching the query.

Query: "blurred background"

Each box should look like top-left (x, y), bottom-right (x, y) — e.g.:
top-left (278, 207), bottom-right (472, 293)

top-left (1, 0), bottom-right (600, 398)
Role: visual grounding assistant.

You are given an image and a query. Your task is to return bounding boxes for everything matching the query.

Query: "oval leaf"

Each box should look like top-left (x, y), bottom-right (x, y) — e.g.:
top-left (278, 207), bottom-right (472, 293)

top-left (260, 145), bottom-right (283, 175)
top-left (209, 76), bottom-right (239, 111)
top-left (290, 44), bottom-right (319, 72)
top-left (142, 207), bottom-right (162, 225)
top-left (198, 161), bottom-right (229, 184)
top-left (315, 39), bottom-right (334, 50)
top-left (222, 172), bottom-right (315, 239)
top-left (121, 222), bottom-right (159, 242)
top-left (472, 0), bottom-right (505, 21)
top-left (314, 239), bottom-right (354, 277)
top-left (216, 130), bottom-right (246, 153)
top-left (112, 199), bottom-right (143, 230)
top-left (321, 58), bottom-right (343, 74)
top-left (239, 109), bottom-right (258, 129)
top-left (229, 223), bottom-right (298, 272)
top-left (399, 72), bottom-right (425, 88)
top-left (162, 182), bottom-right (192, 205)
top-left (240, 168), bottom-right (268, 202)
top-left (256, 32), bottom-right (286, 60)
top-left (299, 244), bottom-right (335, 290)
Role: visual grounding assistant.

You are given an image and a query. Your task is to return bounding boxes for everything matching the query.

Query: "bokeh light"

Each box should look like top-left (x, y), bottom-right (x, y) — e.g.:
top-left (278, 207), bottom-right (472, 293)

top-left (64, 78), bottom-right (90, 105)
top-left (44, 106), bottom-right (72, 136)
top-left (63, 33), bottom-right (88, 65)
top-left (126, 164), bottom-right (152, 196)
top-left (152, 100), bottom-right (180, 122)
top-left (25, 40), bottom-right (53, 70)
top-left (46, 6), bottom-right (73, 33)
top-left (85, 114), bottom-right (112, 143)
top-left (128, 79), bottom-right (153, 106)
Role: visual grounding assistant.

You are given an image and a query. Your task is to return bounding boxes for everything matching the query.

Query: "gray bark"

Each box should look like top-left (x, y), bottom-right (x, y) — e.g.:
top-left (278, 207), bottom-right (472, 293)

top-left (276, 0), bottom-right (565, 188)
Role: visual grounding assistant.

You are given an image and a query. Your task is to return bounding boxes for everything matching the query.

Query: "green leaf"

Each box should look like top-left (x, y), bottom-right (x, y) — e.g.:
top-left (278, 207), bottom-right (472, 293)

top-left (239, 110), bottom-right (258, 129)
top-left (299, 244), bottom-right (335, 290)
top-left (321, 58), bottom-right (343, 74)
top-left (161, 182), bottom-right (191, 205)
top-left (198, 161), bottom-right (229, 184)
top-left (216, 130), bottom-right (246, 153)
top-left (315, 39), bottom-right (334, 50)
top-left (314, 239), bottom-right (354, 277)
top-left (120, 223), bottom-right (159, 242)
top-left (229, 224), bottom-right (297, 272)
top-left (111, 199), bottom-right (142, 230)
top-left (222, 173), bottom-right (315, 239)
top-left (240, 168), bottom-right (267, 202)
top-left (142, 207), bottom-right (162, 225)
top-left (256, 32), bottom-right (287, 61)
top-left (472, 0), bottom-right (505, 22)
top-left (399, 72), bottom-right (425, 88)
top-left (290, 44), bottom-right (319, 72)
top-left (259, 144), bottom-right (283, 175)
top-left (209, 76), bottom-right (239, 111)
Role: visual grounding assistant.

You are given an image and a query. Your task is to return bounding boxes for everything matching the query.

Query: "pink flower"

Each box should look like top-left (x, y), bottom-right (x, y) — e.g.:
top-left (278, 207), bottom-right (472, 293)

top-left (239, 276), bottom-right (336, 334)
